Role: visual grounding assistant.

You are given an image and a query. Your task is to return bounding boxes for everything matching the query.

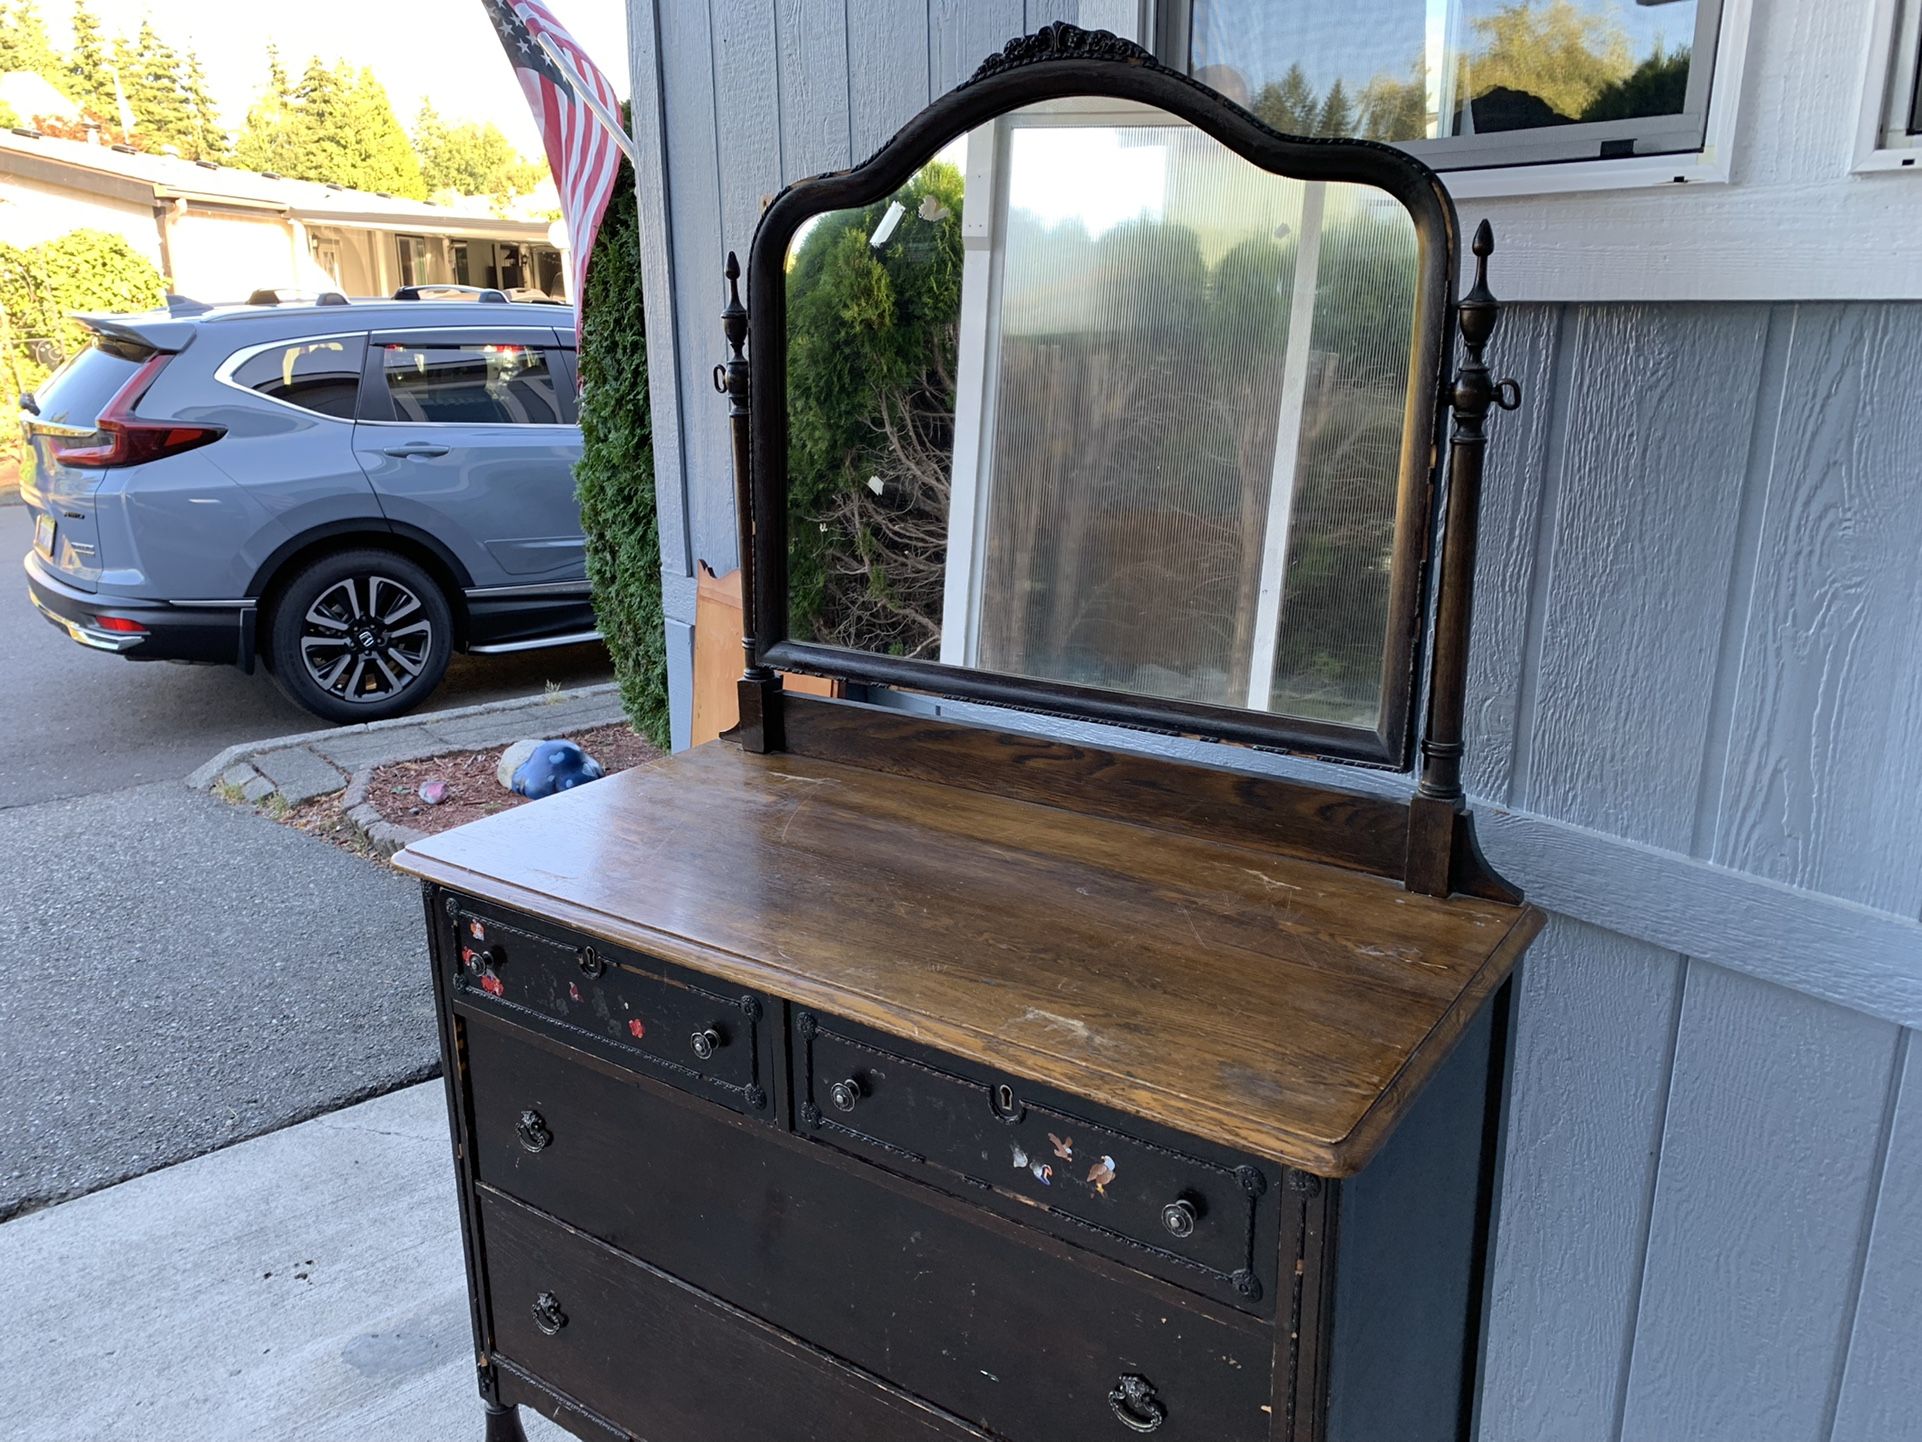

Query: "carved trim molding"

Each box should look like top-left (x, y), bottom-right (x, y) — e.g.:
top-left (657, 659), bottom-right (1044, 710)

top-left (965, 22), bottom-right (1156, 85)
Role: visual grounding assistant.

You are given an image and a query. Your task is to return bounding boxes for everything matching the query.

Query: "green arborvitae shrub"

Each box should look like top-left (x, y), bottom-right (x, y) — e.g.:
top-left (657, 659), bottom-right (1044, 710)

top-left (1, 229), bottom-right (167, 461)
top-left (783, 161), bottom-right (964, 653)
top-left (575, 149), bottom-right (670, 748)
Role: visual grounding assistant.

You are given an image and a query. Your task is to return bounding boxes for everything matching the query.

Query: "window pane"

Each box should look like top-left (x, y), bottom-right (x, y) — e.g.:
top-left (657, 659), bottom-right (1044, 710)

top-left (1267, 189), bottom-right (1416, 721)
top-left (231, 338), bottom-right (366, 419)
top-left (1191, 0), bottom-right (1704, 146)
top-left (381, 344), bottom-right (562, 425)
top-left (32, 344), bottom-right (146, 428)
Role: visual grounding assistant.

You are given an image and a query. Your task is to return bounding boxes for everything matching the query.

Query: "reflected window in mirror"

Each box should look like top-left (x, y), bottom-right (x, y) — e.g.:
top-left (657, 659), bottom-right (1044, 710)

top-left (1170, 0), bottom-right (1725, 171)
top-left (782, 101), bottom-right (1422, 733)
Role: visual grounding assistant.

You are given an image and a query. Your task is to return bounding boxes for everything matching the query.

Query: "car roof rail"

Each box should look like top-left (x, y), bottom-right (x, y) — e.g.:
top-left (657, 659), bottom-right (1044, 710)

top-left (392, 284), bottom-right (510, 303)
top-left (244, 287), bottom-right (350, 307)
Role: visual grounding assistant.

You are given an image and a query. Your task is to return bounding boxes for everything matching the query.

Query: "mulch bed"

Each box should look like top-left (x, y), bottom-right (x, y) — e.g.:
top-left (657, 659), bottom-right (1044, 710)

top-left (284, 721), bottom-right (661, 852)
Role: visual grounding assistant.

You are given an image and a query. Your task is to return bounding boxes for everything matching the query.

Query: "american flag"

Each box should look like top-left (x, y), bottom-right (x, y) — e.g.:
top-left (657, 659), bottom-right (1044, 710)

top-left (483, 0), bottom-right (627, 321)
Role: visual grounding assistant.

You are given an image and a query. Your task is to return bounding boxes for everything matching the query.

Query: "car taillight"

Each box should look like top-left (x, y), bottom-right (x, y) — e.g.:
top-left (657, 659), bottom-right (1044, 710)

top-left (48, 354), bottom-right (225, 469)
top-left (91, 615), bottom-right (147, 634)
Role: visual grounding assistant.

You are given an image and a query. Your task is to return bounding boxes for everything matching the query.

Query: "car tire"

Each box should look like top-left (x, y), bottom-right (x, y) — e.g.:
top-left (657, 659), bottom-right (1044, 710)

top-left (266, 549), bottom-right (453, 723)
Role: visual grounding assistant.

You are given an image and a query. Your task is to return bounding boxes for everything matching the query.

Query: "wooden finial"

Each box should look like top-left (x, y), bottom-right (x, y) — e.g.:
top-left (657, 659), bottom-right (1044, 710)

top-left (721, 252), bottom-right (747, 362)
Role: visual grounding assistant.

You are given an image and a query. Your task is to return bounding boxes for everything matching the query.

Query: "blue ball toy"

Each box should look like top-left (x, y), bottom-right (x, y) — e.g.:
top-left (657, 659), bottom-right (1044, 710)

top-left (511, 739), bottom-right (606, 799)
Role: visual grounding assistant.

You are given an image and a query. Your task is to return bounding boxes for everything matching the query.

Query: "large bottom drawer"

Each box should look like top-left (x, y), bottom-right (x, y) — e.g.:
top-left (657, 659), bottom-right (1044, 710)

top-left (467, 1018), bottom-right (1272, 1442)
top-left (482, 1192), bottom-right (987, 1441)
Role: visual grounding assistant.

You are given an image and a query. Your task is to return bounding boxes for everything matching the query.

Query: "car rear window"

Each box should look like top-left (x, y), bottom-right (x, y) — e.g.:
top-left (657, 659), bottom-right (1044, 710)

top-left (228, 337), bottom-right (367, 419)
top-left (31, 343), bottom-right (149, 430)
top-left (379, 343), bottom-right (563, 426)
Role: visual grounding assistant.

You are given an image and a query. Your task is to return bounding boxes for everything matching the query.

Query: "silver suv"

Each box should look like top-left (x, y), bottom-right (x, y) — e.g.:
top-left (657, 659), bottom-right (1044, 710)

top-left (20, 295), bottom-right (595, 722)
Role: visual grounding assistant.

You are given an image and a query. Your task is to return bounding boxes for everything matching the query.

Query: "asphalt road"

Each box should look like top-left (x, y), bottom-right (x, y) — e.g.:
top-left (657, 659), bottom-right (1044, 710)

top-left (0, 782), bottom-right (434, 1220)
top-left (0, 502), bottom-right (613, 810)
top-left (0, 497), bottom-right (616, 1216)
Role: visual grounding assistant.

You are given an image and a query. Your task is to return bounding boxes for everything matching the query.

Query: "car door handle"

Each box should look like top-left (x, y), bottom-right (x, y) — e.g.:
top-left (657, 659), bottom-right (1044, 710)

top-left (381, 442), bottom-right (450, 458)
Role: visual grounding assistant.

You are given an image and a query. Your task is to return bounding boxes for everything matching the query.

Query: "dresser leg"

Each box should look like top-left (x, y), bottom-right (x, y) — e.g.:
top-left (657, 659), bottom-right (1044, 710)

top-left (482, 1402), bottom-right (528, 1442)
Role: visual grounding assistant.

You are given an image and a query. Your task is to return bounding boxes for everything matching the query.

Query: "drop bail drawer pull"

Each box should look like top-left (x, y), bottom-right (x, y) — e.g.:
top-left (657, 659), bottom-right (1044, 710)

top-left (1109, 1374), bottom-right (1166, 1432)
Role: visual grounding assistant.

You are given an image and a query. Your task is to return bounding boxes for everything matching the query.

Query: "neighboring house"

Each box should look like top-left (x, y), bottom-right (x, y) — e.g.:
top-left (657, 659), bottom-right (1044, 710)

top-left (0, 125), bottom-right (567, 303)
top-left (622, 2), bottom-right (1922, 1440)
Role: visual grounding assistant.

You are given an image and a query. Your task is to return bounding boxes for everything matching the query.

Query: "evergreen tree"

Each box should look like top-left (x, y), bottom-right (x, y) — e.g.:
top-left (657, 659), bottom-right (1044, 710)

top-left (0, 1), bottom-right (68, 95)
top-left (64, 0), bottom-right (112, 115)
top-left (238, 57), bottom-right (425, 198)
top-left (233, 47), bottom-right (295, 172)
top-left (1314, 78), bottom-right (1355, 138)
top-left (344, 69), bottom-right (427, 197)
top-left (1251, 64), bottom-right (1319, 136)
top-left (179, 51), bottom-right (227, 160)
top-left (117, 23), bottom-right (192, 150)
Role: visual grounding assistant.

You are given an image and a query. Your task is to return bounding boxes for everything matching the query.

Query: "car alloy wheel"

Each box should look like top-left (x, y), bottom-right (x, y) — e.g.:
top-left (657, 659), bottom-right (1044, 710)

top-left (298, 572), bottom-right (435, 705)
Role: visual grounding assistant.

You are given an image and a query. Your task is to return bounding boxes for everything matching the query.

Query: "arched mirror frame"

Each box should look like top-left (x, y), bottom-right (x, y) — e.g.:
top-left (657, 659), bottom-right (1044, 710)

top-left (740, 24), bottom-right (1463, 769)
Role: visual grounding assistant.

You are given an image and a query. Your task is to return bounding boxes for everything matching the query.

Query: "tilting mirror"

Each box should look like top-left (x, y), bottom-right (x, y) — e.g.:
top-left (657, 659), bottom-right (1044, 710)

top-left (748, 58), bottom-right (1456, 765)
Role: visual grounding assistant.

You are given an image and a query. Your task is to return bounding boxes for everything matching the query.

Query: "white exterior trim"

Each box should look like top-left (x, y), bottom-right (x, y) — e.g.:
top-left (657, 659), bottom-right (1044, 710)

top-left (1852, 0), bottom-right (1922, 173)
top-left (1145, 0), bottom-right (1922, 303)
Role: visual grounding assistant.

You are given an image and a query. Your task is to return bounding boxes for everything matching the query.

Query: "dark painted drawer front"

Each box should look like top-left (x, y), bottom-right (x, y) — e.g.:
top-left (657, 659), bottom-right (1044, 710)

top-left (445, 895), bottom-right (772, 1117)
top-left (481, 1192), bottom-right (989, 1442)
top-left (466, 1021), bottom-right (1272, 1442)
top-left (795, 1011), bottom-right (1278, 1311)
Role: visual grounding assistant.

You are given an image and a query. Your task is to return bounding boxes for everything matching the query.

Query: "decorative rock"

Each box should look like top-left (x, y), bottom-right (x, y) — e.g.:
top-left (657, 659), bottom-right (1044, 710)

top-left (511, 740), bottom-right (605, 800)
top-left (418, 779), bottom-right (448, 806)
top-left (497, 738), bottom-right (542, 790)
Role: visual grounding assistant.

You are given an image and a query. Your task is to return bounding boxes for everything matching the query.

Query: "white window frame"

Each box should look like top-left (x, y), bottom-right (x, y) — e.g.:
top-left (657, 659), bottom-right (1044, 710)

top-left (1853, 0), bottom-right (1922, 174)
top-left (938, 103), bottom-right (1363, 714)
top-left (1156, 0), bottom-right (1755, 199)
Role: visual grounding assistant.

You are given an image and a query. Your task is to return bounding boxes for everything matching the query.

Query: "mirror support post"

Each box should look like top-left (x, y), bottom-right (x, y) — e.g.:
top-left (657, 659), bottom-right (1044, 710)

top-left (720, 252), bottom-right (783, 753)
top-left (1408, 220), bottom-right (1519, 896)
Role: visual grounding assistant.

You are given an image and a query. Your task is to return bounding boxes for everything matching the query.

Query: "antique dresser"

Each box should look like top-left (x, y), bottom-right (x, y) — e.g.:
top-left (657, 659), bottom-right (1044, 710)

top-left (398, 25), bottom-right (1541, 1442)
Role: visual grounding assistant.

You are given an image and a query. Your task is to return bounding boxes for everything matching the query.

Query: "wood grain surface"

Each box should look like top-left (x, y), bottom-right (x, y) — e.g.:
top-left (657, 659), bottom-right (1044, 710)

top-left (398, 744), bottom-right (1539, 1175)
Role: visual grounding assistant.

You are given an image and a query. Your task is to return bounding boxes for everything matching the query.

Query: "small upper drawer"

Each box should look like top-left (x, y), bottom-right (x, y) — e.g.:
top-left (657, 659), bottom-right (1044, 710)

top-left (444, 894), bottom-right (772, 1118)
top-left (794, 1011), bottom-right (1278, 1312)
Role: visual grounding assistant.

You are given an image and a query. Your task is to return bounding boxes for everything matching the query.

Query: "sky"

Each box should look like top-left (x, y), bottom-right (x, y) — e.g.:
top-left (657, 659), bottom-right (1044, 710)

top-left (42, 0), bottom-right (630, 159)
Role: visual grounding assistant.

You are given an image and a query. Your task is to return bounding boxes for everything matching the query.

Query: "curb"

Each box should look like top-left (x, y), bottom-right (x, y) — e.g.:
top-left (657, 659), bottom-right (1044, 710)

top-left (191, 682), bottom-right (626, 808)
top-left (340, 767), bottom-right (428, 857)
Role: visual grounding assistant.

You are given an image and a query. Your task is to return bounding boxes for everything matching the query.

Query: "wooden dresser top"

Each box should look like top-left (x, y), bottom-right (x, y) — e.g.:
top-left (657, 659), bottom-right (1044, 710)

top-left (396, 742), bottom-right (1540, 1176)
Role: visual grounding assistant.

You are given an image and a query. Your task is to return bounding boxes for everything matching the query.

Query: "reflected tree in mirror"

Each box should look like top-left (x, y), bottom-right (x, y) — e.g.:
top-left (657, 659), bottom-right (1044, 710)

top-left (779, 103), bottom-right (1423, 733)
top-left (1190, 0), bottom-right (1705, 153)
top-left (784, 161), bottom-right (964, 658)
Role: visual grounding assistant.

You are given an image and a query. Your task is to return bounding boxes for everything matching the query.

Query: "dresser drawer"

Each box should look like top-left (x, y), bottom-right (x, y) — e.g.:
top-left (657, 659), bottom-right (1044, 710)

top-left (481, 1191), bottom-right (989, 1441)
top-left (794, 1011), bottom-right (1279, 1311)
top-left (466, 1021), bottom-right (1273, 1442)
top-left (443, 894), bottom-right (772, 1118)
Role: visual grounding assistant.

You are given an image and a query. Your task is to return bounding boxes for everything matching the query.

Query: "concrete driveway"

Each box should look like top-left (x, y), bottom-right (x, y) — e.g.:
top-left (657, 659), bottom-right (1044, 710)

top-left (0, 500), bottom-right (616, 1218)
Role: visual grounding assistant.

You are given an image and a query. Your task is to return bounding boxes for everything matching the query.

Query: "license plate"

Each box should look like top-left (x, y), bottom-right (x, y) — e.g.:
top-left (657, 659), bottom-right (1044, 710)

top-left (33, 512), bottom-right (55, 559)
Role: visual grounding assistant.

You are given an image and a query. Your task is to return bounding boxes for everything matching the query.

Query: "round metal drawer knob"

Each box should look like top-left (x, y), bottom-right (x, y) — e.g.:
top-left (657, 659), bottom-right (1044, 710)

top-left (691, 1026), bottom-right (723, 1060)
top-left (828, 1077), bottom-right (864, 1113)
top-left (516, 1109), bottom-right (552, 1154)
top-left (531, 1291), bottom-right (568, 1337)
top-left (1109, 1374), bottom-right (1165, 1432)
top-left (1160, 1198), bottom-right (1199, 1239)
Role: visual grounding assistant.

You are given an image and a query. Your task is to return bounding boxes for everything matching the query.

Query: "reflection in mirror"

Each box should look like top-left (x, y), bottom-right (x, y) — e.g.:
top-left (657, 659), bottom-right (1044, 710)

top-left (783, 101), bottom-right (1418, 730)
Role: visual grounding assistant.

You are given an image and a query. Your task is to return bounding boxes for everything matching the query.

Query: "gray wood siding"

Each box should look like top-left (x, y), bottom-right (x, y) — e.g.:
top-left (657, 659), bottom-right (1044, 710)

top-left (1473, 300), bottom-right (1922, 1442)
top-left (625, 6), bottom-right (1922, 1436)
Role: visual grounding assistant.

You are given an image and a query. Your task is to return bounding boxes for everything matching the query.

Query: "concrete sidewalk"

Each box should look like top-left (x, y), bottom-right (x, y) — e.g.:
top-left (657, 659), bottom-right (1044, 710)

top-left (0, 1083), bottom-right (566, 1442)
